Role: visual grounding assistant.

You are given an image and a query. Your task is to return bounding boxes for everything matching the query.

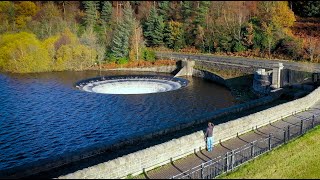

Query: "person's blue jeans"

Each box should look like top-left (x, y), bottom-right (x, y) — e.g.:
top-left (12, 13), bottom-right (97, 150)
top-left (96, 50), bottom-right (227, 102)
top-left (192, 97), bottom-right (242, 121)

top-left (207, 137), bottom-right (213, 152)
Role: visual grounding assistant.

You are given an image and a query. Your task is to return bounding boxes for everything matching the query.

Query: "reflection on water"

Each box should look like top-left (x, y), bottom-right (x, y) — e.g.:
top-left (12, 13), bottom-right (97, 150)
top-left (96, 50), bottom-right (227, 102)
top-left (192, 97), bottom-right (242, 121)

top-left (0, 70), bottom-right (236, 171)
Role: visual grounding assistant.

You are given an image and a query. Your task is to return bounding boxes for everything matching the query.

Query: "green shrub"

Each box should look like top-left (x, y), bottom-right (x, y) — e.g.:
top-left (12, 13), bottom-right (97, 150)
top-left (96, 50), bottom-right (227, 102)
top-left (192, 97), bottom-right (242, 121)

top-left (219, 35), bottom-right (233, 52)
top-left (116, 57), bottom-right (129, 64)
top-left (232, 41), bottom-right (246, 52)
top-left (274, 37), bottom-right (303, 60)
top-left (141, 48), bottom-right (156, 62)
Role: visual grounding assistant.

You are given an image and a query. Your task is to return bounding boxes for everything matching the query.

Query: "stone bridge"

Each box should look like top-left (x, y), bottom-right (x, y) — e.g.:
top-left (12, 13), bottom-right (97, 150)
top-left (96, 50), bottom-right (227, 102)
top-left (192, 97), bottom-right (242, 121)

top-left (156, 51), bottom-right (320, 73)
top-left (157, 51), bottom-right (320, 94)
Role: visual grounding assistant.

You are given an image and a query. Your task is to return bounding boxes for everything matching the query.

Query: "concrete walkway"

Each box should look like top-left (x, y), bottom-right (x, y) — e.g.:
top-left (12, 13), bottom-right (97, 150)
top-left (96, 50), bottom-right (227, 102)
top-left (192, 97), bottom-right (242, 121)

top-left (134, 101), bottom-right (320, 179)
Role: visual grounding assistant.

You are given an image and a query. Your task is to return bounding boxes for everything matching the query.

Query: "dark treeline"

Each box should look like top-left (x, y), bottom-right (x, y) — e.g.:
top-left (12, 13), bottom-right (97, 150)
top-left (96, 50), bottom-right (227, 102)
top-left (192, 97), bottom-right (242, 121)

top-left (0, 1), bottom-right (319, 73)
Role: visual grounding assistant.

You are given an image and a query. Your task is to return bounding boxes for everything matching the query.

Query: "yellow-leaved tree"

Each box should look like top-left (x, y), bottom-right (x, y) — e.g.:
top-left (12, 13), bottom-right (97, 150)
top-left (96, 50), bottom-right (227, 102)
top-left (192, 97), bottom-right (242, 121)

top-left (14, 1), bottom-right (38, 29)
top-left (55, 28), bottom-right (97, 71)
top-left (271, 1), bottom-right (296, 29)
top-left (0, 1), bottom-right (15, 32)
top-left (0, 32), bottom-right (51, 73)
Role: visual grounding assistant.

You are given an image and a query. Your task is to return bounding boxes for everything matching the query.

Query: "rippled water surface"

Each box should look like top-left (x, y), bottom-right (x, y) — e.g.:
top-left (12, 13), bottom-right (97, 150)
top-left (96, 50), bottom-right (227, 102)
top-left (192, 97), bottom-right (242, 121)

top-left (0, 70), bottom-right (236, 171)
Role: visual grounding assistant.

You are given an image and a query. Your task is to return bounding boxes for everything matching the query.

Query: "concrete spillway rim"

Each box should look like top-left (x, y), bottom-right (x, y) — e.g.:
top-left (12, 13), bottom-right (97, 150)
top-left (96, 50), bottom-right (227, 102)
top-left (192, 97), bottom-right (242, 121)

top-left (75, 75), bottom-right (189, 95)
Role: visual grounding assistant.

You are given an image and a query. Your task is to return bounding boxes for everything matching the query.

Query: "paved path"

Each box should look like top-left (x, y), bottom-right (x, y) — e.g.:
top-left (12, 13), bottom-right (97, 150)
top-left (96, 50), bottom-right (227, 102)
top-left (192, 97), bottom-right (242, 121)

top-left (156, 52), bottom-right (320, 73)
top-left (134, 101), bottom-right (320, 179)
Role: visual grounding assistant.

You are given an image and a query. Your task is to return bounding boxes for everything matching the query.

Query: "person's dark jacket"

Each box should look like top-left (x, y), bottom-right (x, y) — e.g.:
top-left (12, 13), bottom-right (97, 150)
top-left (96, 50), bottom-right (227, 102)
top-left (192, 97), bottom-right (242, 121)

top-left (205, 123), bottom-right (213, 138)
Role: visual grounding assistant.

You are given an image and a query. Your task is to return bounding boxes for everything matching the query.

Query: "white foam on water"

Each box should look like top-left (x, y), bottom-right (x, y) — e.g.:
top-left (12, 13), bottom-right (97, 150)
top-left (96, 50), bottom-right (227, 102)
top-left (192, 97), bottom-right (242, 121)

top-left (81, 78), bottom-right (182, 94)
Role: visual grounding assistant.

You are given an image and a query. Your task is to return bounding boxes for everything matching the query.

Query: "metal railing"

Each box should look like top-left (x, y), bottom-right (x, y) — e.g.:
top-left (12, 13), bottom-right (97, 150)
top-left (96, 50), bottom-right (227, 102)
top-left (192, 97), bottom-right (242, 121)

top-left (171, 111), bottom-right (320, 179)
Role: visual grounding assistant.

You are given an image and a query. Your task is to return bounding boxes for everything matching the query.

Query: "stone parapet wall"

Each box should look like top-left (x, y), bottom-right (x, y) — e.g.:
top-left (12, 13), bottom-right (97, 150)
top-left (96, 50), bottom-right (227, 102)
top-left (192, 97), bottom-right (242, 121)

top-left (192, 69), bottom-right (226, 86)
top-left (156, 51), bottom-right (320, 73)
top-left (58, 64), bottom-right (320, 179)
top-left (106, 65), bottom-right (177, 73)
top-left (195, 60), bottom-right (258, 74)
top-left (59, 89), bottom-right (286, 179)
top-left (59, 85), bottom-right (320, 179)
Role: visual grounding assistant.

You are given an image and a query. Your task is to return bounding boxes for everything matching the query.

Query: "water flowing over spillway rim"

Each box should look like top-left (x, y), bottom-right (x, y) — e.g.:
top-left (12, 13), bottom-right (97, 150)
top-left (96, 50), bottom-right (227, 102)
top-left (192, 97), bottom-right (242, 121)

top-left (74, 75), bottom-right (189, 95)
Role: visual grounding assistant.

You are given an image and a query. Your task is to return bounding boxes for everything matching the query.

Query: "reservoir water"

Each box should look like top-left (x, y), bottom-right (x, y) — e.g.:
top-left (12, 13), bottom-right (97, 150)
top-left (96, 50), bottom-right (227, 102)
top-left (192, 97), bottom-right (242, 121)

top-left (0, 70), bottom-right (236, 173)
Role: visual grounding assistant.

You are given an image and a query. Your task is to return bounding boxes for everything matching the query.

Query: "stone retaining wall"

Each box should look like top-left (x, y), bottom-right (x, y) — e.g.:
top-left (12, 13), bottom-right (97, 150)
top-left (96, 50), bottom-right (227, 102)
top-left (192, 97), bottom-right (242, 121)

top-left (60, 85), bottom-right (320, 179)
top-left (59, 82), bottom-right (286, 179)
top-left (106, 65), bottom-right (177, 73)
top-left (194, 60), bottom-right (259, 74)
top-left (192, 69), bottom-right (226, 87)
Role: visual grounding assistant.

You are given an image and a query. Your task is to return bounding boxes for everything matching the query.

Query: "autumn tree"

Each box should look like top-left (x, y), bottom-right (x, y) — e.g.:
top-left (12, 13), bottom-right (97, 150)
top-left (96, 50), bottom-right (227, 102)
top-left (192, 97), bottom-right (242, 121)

top-left (14, 1), bottom-right (38, 29)
top-left (55, 28), bottom-right (97, 71)
top-left (129, 19), bottom-right (145, 61)
top-left (0, 32), bottom-right (50, 73)
top-left (31, 2), bottom-right (64, 39)
top-left (163, 21), bottom-right (185, 50)
top-left (305, 37), bottom-right (320, 62)
top-left (0, 1), bottom-right (15, 32)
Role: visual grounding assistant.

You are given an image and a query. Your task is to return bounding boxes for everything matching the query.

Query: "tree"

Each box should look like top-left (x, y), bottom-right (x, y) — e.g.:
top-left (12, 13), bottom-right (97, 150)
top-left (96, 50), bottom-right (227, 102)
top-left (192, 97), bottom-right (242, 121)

top-left (194, 25), bottom-right (205, 51)
top-left (0, 1), bottom-right (15, 32)
top-left (262, 22), bottom-right (274, 58)
top-left (158, 1), bottom-right (170, 21)
top-left (143, 7), bottom-right (164, 47)
top-left (31, 2), bottom-right (64, 39)
top-left (270, 1), bottom-right (296, 29)
top-left (305, 37), bottom-right (320, 62)
top-left (14, 1), bottom-right (38, 29)
top-left (101, 1), bottom-right (112, 25)
top-left (163, 21), bottom-right (185, 50)
top-left (130, 19), bottom-right (145, 61)
top-left (292, 1), bottom-right (320, 17)
top-left (110, 2), bottom-right (134, 61)
top-left (83, 1), bottom-right (99, 29)
top-left (0, 32), bottom-right (51, 73)
top-left (54, 28), bottom-right (97, 71)
top-left (243, 22), bottom-right (254, 48)
top-left (181, 1), bottom-right (193, 23)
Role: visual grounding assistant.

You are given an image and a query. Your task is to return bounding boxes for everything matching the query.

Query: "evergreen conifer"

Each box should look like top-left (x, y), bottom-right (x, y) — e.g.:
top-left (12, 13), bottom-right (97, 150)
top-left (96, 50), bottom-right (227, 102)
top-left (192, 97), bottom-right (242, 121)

top-left (143, 7), bottom-right (164, 47)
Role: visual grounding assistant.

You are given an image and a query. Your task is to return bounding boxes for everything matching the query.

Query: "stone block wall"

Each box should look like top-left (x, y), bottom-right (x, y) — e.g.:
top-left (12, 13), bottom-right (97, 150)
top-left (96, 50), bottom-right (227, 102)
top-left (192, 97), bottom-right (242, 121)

top-left (253, 69), bottom-right (272, 94)
top-left (107, 65), bottom-right (177, 73)
top-left (58, 65), bottom-right (320, 179)
top-left (195, 60), bottom-right (258, 74)
top-left (59, 85), bottom-right (320, 179)
top-left (192, 69), bottom-right (226, 86)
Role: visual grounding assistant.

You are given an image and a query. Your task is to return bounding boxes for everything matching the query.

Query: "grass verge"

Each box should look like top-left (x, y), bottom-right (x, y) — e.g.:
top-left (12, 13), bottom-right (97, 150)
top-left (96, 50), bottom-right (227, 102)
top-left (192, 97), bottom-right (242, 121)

top-left (218, 125), bottom-right (320, 179)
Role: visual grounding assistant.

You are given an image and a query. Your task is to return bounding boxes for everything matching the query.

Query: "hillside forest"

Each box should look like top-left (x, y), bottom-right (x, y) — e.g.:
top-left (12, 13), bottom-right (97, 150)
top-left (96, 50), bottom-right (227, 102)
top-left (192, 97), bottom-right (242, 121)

top-left (0, 1), bottom-right (319, 73)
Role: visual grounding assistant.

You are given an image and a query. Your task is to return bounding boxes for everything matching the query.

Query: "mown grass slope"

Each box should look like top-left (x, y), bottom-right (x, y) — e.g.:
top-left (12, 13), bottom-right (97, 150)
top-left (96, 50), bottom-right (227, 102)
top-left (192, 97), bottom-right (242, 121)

top-left (218, 125), bottom-right (320, 179)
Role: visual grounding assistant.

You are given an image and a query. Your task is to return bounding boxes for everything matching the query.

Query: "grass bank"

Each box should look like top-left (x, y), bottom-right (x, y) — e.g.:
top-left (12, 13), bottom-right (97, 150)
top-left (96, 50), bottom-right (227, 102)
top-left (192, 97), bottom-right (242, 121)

top-left (218, 125), bottom-right (320, 179)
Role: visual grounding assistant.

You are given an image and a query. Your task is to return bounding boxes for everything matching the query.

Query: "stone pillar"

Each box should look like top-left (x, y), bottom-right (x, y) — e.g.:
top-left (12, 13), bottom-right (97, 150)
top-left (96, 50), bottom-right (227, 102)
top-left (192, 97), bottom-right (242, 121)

top-left (253, 68), bottom-right (271, 94)
top-left (271, 63), bottom-right (284, 89)
top-left (181, 58), bottom-right (195, 76)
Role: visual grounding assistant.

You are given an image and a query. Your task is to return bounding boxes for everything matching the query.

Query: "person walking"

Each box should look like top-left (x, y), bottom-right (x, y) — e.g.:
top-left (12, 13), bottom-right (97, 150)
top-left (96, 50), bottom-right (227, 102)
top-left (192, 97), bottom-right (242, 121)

top-left (205, 122), bottom-right (214, 152)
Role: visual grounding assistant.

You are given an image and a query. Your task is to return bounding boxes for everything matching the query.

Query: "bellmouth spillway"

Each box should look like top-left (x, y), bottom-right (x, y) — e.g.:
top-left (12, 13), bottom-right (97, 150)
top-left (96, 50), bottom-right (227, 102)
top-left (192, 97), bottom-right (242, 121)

top-left (76, 75), bottom-right (189, 95)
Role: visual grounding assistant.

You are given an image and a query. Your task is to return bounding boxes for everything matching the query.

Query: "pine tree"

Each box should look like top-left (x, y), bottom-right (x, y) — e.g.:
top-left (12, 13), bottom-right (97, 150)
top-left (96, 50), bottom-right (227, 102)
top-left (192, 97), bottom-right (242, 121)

top-left (194, 1), bottom-right (210, 27)
top-left (83, 1), bottom-right (100, 28)
top-left (101, 1), bottom-right (112, 24)
top-left (110, 2), bottom-right (134, 60)
top-left (182, 1), bottom-right (193, 23)
top-left (158, 1), bottom-right (170, 21)
top-left (143, 7), bottom-right (164, 47)
top-left (186, 1), bottom-right (210, 47)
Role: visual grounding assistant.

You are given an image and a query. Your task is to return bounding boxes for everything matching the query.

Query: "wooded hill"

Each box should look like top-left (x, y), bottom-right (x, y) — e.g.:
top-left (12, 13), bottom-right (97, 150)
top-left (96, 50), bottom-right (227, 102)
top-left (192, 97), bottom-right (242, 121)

top-left (0, 1), bottom-right (319, 73)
